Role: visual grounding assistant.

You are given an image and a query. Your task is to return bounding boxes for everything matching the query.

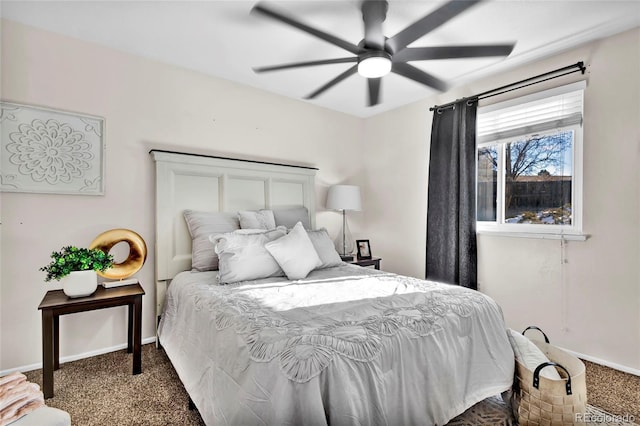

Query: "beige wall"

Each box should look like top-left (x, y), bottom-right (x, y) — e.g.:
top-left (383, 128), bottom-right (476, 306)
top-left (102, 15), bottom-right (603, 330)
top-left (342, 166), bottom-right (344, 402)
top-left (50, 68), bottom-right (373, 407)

top-left (363, 28), bottom-right (640, 372)
top-left (0, 19), bottom-right (365, 372)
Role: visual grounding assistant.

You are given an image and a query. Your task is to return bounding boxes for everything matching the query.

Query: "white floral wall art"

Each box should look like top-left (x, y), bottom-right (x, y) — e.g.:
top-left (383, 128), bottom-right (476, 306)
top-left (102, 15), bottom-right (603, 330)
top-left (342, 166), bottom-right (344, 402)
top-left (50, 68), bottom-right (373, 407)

top-left (0, 101), bottom-right (105, 195)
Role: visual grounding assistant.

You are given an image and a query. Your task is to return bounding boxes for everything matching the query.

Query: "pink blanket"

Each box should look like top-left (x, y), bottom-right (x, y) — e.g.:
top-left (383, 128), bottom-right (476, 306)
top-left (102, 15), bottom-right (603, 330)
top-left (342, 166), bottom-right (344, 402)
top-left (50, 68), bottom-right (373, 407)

top-left (0, 372), bottom-right (45, 426)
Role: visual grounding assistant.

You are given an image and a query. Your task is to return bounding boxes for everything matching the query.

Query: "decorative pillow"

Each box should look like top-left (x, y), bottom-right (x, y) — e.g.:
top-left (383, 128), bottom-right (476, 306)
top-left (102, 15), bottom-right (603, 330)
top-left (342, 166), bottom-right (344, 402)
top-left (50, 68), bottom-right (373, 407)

top-left (183, 210), bottom-right (240, 272)
top-left (273, 207), bottom-right (311, 230)
top-left (306, 228), bottom-right (342, 269)
top-left (265, 222), bottom-right (322, 280)
top-left (507, 329), bottom-right (562, 379)
top-left (211, 228), bottom-right (286, 284)
top-left (238, 210), bottom-right (276, 230)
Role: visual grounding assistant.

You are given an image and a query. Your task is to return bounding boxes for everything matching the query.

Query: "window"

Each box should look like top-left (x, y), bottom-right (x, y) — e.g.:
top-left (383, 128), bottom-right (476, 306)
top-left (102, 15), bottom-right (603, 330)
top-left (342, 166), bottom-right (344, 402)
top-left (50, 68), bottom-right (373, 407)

top-left (476, 82), bottom-right (585, 238)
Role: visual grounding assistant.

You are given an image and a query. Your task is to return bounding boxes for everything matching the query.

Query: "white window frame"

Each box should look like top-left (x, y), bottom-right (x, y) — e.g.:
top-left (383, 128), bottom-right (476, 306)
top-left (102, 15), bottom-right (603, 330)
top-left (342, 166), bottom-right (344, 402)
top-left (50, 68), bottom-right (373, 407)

top-left (476, 83), bottom-right (588, 241)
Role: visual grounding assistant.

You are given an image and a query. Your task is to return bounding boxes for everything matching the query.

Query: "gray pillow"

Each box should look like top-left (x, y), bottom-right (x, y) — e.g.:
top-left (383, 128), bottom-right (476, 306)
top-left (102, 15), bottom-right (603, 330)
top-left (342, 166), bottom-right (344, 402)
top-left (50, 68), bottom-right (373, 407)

top-left (273, 206), bottom-right (311, 229)
top-left (265, 222), bottom-right (322, 280)
top-left (183, 210), bottom-right (240, 272)
top-left (307, 228), bottom-right (342, 269)
top-left (212, 228), bottom-right (287, 284)
top-left (238, 210), bottom-right (276, 230)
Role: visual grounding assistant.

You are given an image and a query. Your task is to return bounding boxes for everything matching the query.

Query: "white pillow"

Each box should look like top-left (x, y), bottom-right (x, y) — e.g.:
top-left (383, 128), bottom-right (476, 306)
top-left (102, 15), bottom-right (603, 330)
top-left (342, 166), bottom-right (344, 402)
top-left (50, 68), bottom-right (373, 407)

top-left (507, 329), bottom-right (562, 379)
top-left (212, 228), bottom-right (286, 284)
top-left (234, 226), bottom-right (286, 235)
top-left (265, 222), bottom-right (322, 280)
top-left (306, 228), bottom-right (342, 269)
top-left (183, 210), bottom-right (240, 271)
top-left (238, 210), bottom-right (276, 230)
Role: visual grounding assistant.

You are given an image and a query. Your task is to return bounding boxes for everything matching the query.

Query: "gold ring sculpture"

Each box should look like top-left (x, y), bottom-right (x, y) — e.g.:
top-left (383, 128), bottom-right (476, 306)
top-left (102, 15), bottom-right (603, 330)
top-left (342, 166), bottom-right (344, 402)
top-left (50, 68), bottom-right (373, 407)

top-left (89, 229), bottom-right (147, 280)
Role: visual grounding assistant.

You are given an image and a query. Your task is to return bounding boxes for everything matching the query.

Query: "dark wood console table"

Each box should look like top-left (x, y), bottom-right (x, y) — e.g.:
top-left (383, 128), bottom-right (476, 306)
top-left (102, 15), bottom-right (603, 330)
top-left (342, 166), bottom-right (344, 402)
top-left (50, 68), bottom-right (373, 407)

top-left (38, 283), bottom-right (145, 398)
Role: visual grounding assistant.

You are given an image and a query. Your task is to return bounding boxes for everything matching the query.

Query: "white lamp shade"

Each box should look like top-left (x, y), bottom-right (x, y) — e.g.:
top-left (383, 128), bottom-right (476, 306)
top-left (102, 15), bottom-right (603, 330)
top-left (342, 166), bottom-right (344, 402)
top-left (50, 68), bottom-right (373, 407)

top-left (326, 185), bottom-right (362, 211)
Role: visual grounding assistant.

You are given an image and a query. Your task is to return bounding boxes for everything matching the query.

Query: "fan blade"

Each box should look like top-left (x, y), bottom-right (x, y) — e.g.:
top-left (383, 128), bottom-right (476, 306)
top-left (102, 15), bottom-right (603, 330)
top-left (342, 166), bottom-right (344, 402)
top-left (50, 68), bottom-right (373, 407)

top-left (368, 78), bottom-right (381, 106)
top-left (387, 0), bottom-right (483, 53)
top-left (305, 65), bottom-right (358, 99)
top-left (361, 1), bottom-right (388, 50)
top-left (254, 57), bottom-right (358, 73)
top-left (394, 44), bottom-right (515, 62)
top-left (392, 62), bottom-right (448, 92)
top-left (253, 3), bottom-right (361, 55)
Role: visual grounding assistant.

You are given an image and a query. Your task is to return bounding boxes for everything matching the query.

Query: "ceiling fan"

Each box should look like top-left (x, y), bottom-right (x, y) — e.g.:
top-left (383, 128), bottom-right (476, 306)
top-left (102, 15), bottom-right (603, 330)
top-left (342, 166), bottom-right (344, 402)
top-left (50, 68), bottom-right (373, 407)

top-left (252, 0), bottom-right (515, 107)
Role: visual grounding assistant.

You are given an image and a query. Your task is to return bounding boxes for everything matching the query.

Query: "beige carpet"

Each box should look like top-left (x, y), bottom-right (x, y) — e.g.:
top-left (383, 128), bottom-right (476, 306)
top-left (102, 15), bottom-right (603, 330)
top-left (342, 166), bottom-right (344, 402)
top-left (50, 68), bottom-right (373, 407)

top-left (584, 360), bottom-right (640, 421)
top-left (25, 345), bottom-right (205, 425)
top-left (22, 344), bottom-right (638, 425)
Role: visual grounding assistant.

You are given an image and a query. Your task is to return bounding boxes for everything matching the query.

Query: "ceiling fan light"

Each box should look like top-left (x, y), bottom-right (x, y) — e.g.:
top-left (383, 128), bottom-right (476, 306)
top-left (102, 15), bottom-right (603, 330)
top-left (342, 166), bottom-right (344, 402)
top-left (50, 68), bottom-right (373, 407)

top-left (358, 54), bottom-right (392, 78)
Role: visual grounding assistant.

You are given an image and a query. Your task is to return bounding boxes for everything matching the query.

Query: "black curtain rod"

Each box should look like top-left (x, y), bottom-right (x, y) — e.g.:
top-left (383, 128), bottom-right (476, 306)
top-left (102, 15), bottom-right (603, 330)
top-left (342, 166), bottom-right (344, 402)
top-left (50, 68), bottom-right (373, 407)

top-left (429, 61), bottom-right (586, 112)
top-left (148, 149), bottom-right (319, 170)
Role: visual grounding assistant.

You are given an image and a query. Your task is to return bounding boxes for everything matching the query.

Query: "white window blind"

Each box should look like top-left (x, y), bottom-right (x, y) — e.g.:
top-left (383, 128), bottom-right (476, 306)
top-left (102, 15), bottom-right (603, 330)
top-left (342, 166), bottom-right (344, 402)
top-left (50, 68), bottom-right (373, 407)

top-left (477, 81), bottom-right (585, 144)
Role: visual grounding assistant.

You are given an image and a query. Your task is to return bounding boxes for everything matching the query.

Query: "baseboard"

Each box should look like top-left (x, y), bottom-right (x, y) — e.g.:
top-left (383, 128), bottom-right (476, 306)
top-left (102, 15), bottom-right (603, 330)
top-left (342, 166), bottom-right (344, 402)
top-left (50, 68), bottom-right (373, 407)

top-left (559, 346), bottom-right (640, 377)
top-left (0, 336), bottom-right (156, 376)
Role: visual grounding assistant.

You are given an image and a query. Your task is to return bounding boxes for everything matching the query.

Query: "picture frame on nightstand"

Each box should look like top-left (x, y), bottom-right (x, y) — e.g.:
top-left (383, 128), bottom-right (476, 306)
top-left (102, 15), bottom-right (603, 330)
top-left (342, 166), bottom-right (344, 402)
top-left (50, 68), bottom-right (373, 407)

top-left (356, 239), bottom-right (372, 260)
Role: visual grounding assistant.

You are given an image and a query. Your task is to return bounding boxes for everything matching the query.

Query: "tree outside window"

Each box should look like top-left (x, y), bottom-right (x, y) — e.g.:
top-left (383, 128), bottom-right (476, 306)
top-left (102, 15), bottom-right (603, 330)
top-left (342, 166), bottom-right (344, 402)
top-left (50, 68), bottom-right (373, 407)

top-left (478, 130), bottom-right (573, 226)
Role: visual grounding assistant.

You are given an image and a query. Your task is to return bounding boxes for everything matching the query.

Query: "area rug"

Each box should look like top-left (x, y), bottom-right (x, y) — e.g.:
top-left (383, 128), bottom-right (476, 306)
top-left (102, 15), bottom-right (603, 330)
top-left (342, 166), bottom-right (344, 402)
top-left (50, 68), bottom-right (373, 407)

top-left (448, 395), bottom-right (638, 426)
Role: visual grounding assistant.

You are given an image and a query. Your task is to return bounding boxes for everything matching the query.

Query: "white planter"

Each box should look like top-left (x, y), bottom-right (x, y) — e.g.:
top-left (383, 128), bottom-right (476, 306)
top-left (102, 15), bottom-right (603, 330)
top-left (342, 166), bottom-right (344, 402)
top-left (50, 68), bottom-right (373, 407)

top-left (61, 270), bottom-right (98, 298)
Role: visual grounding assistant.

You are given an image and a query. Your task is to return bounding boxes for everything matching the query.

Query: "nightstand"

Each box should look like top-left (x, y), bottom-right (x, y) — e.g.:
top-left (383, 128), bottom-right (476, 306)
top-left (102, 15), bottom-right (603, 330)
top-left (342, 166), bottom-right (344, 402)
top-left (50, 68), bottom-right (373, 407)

top-left (349, 257), bottom-right (381, 270)
top-left (38, 283), bottom-right (145, 398)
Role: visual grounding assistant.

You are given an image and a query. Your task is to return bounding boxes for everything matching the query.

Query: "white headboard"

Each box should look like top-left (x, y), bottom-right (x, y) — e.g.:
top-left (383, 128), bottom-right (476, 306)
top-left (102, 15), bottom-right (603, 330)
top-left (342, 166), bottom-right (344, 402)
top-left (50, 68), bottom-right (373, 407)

top-left (150, 150), bottom-right (317, 321)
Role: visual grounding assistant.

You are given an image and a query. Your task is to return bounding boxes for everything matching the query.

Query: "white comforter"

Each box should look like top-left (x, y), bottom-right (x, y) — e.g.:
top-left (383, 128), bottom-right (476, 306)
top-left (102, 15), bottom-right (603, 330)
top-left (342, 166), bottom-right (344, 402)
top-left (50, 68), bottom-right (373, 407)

top-left (158, 264), bottom-right (514, 426)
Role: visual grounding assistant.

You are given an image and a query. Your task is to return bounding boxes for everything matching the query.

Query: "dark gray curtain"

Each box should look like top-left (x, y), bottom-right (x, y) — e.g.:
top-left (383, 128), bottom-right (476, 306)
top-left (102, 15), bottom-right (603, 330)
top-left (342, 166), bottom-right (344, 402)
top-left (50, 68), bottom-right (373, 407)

top-left (426, 100), bottom-right (478, 289)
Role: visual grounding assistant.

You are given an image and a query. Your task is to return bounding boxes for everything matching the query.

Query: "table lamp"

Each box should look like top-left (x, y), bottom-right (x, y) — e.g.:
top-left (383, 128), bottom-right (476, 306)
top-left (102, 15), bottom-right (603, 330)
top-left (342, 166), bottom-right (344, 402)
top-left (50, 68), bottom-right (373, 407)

top-left (326, 185), bottom-right (362, 261)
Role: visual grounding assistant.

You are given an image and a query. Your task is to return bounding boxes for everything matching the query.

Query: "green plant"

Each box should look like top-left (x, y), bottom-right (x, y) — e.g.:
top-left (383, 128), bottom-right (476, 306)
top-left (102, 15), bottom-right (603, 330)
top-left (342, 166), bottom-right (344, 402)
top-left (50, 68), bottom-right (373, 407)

top-left (40, 246), bottom-right (114, 282)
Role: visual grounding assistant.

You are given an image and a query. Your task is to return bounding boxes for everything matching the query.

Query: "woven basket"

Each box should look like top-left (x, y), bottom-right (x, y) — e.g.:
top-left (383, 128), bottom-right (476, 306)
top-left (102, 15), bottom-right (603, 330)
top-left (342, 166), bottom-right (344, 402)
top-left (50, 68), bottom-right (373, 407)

top-left (513, 328), bottom-right (587, 426)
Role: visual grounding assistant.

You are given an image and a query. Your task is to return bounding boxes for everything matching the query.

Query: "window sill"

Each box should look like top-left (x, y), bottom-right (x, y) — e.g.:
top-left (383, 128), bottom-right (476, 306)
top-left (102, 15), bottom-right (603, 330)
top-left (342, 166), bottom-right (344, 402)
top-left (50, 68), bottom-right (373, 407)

top-left (477, 230), bottom-right (590, 241)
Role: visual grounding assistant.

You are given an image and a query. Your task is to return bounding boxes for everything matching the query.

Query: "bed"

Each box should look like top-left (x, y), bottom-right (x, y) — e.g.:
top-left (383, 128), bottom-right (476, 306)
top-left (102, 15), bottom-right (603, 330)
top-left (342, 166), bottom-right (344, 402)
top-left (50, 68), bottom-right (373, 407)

top-left (150, 150), bottom-right (514, 425)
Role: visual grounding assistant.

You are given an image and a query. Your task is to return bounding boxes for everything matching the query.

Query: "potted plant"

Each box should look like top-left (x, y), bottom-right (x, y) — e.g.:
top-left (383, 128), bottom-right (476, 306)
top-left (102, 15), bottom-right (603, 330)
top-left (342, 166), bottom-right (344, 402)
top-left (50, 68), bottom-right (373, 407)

top-left (40, 246), bottom-right (114, 298)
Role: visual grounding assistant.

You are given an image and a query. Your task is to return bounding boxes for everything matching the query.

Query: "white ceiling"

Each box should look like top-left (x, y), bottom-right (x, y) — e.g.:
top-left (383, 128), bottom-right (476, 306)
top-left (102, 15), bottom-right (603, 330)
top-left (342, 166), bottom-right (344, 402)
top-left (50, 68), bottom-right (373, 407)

top-left (2, 1), bottom-right (639, 117)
